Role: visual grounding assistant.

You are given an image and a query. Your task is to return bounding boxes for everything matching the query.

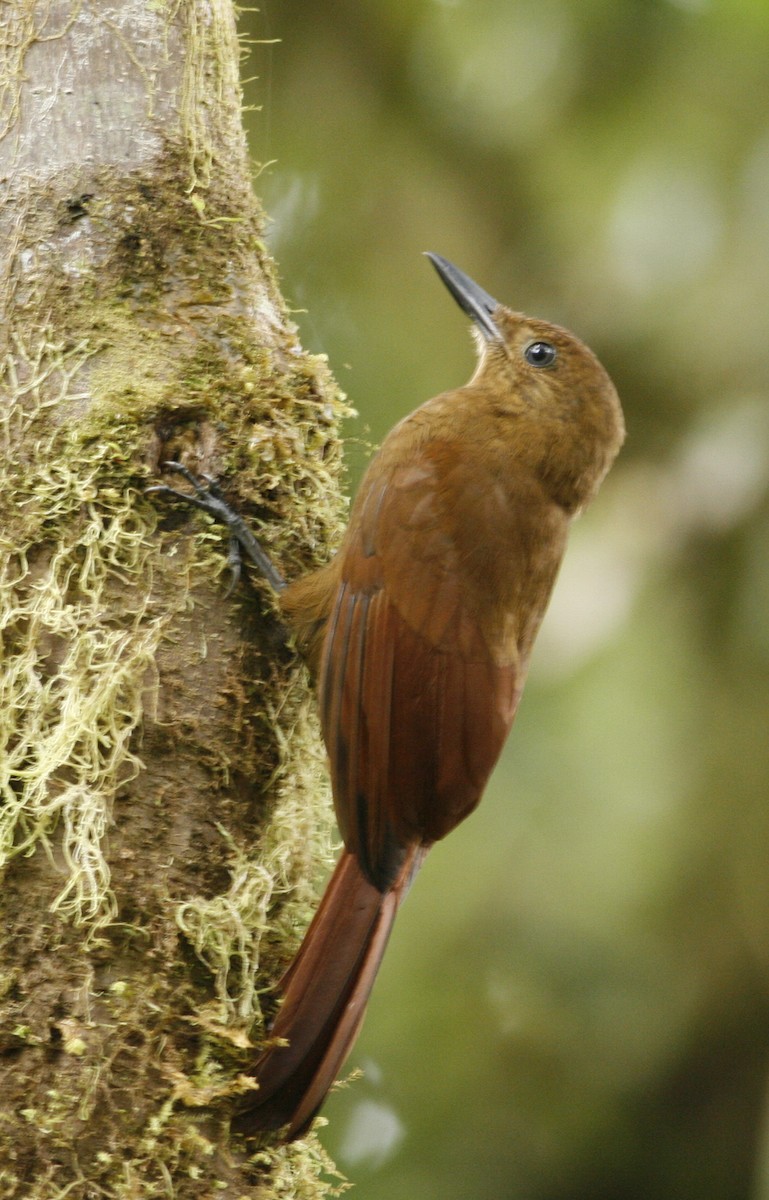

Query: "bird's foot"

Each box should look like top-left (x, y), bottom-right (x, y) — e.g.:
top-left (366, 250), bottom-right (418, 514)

top-left (146, 462), bottom-right (286, 595)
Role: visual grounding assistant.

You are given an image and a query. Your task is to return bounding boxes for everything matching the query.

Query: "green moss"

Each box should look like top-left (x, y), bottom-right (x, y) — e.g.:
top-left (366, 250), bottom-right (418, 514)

top-left (1, 332), bottom-right (156, 925)
top-left (1, 139), bottom-right (351, 1193)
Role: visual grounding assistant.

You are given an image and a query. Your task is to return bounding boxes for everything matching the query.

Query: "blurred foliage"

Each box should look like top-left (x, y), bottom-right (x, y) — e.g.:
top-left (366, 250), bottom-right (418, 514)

top-left (240, 1), bottom-right (769, 1197)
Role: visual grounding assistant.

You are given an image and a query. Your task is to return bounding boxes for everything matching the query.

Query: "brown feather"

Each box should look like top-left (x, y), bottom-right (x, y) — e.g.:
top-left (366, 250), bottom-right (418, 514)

top-left (318, 434), bottom-right (561, 884)
top-left (233, 848), bottom-right (422, 1140)
top-left (240, 269), bottom-right (625, 1142)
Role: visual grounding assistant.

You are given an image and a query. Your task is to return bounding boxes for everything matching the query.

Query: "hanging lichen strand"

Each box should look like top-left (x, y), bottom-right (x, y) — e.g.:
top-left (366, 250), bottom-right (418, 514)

top-left (0, 317), bottom-right (345, 934)
top-left (0, 149), bottom-right (350, 1194)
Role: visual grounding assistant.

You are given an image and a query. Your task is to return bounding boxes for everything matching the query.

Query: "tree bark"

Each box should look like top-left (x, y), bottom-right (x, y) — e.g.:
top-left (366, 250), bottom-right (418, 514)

top-left (0, 3), bottom-right (346, 1195)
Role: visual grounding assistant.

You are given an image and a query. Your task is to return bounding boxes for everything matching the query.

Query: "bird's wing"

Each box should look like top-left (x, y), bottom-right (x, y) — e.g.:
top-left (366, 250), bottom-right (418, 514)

top-left (319, 439), bottom-right (522, 890)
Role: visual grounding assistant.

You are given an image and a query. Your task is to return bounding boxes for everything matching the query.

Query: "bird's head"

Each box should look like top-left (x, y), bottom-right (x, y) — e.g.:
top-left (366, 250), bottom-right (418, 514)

top-left (425, 252), bottom-right (626, 511)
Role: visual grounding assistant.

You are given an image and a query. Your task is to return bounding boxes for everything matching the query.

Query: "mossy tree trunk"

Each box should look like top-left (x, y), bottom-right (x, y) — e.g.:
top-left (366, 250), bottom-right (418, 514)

top-left (0, 3), bottom-right (346, 1195)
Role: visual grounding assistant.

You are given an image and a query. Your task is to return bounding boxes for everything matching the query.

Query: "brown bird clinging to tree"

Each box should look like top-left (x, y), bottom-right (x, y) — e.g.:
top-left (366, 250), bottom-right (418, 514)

top-left (149, 254), bottom-right (625, 1141)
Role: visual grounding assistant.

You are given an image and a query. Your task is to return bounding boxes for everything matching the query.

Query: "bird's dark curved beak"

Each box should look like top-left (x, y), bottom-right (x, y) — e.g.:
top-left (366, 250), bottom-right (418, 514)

top-left (424, 252), bottom-right (501, 342)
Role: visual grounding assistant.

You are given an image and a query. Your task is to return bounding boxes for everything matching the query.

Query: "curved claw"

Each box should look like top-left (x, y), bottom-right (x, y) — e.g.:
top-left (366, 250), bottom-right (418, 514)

top-left (161, 461), bottom-right (224, 499)
top-left (145, 462), bottom-right (286, 595)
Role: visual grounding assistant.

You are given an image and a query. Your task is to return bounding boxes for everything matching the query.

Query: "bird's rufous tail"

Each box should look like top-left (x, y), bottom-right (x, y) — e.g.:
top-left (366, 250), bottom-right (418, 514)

top-left (233, 847), bottom-right (423, 1141)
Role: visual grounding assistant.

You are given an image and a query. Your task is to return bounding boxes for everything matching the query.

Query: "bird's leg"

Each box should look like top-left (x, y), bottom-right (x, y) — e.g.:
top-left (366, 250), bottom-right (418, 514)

top-left (146, 461), bottom-right (286, 597)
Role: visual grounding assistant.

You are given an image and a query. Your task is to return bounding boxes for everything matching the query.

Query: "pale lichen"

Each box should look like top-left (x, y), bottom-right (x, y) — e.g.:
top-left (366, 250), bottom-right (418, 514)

top-left (0, 331), bottom-right (166, 927)
top-left (1, 7), bottom-right (351, 1193)
top-left (176, 680), bottom-right (334, 1027)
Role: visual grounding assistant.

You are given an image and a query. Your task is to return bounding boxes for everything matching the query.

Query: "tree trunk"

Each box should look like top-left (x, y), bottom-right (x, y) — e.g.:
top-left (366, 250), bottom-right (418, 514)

top-left (0, 2), bottom-right (346, 1195)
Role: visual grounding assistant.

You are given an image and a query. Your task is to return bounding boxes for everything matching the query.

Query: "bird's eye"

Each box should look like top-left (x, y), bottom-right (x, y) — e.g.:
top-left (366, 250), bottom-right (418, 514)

top-left (523, 340), bottom-right (557, 368)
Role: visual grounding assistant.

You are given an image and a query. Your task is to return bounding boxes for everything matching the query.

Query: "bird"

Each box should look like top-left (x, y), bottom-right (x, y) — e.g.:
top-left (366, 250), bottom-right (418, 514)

top-left (148, 253), bottom-right (625, 1141)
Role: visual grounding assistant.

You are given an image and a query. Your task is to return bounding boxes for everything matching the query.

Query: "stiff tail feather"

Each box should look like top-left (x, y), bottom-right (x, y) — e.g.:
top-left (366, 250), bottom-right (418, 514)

top-left (233, 847), bottom-right (423, 1140)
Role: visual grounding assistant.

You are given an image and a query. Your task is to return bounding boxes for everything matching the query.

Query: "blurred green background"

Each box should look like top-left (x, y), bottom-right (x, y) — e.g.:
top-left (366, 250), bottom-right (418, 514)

top-left (241, 2), bottom-right (769, 1196)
